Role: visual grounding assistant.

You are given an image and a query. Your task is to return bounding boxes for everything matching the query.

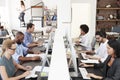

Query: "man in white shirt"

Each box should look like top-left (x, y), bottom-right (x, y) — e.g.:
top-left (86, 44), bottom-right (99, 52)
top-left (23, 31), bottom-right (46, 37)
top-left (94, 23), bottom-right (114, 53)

top-left (76, 24), bottom-right (91, 50)
top-left (85, 31), bottom-right (108, 62)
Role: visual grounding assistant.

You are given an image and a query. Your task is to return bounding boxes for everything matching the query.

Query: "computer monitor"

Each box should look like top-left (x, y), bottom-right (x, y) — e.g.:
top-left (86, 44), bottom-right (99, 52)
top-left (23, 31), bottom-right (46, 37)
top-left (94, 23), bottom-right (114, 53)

top-left (67, 36), bottom-right (79, 77)
top-left (111, 26), bottom-right (120, 33)
top-left (41, 32), bottom-right (54, 72)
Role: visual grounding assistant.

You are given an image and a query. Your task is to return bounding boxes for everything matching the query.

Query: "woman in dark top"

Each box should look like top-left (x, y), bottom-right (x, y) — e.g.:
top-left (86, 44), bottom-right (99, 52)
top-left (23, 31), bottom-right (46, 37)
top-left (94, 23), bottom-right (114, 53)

top-left (80, 39), bottom-right (120, 80)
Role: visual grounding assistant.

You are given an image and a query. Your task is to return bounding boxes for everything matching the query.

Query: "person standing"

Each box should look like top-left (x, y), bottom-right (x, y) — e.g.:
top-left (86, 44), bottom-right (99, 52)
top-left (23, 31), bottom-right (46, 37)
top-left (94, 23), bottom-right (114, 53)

top-left (19, 0), bottom-right (25, 26)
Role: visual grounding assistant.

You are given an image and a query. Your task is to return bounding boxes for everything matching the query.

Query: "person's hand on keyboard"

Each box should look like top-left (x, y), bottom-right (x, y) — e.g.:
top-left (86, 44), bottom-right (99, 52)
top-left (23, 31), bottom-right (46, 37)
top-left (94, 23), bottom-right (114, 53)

top-left (87, 73), bottom-right (103, 79)
top-left (33, 50), bottom-right (41, 54)
top-left (36, 41), bottom-right (43, 46)
top-left (31, 56), bottom-right (41, 61)
top-left (22, 71), bottom-right (30, 78)
top-left (79, 63), bottom-right (94, 67)
top-left (85, 55), bottom-right (93, 59)
top-left (79, 63), bottom-right (89, 67)
top-left (87, 73), bottom-right (96, 78)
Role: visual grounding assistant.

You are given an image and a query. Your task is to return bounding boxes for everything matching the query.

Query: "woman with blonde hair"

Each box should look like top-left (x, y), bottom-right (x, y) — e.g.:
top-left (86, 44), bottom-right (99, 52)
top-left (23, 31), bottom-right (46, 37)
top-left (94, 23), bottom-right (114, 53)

top-left (0, 39), bottom-right (31, 80)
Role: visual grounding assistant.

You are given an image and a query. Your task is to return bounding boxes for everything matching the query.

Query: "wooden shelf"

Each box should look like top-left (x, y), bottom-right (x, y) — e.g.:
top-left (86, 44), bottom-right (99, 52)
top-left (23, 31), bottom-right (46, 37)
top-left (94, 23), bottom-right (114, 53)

top-left (97, 8), bottom-right (120, 10)
top-left (96, 0), bottom-right (120, 32)
top-left (96, 20), bottom-right (120, 22)
top-left (31, 6), bottom-right (43, 8)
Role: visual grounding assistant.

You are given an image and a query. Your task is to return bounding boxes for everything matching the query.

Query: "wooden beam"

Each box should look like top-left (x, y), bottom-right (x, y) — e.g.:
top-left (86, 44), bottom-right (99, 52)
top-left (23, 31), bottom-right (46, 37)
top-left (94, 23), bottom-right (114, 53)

top-left (31, 6), bottom-right (43, 8)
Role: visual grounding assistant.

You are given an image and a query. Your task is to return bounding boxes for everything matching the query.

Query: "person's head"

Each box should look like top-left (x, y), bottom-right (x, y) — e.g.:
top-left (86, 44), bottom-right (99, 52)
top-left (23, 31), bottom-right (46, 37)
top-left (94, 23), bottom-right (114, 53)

top-left (0, 26), bottom-right (4, 30)
top-left (1, 39), bottom-right (16, 56)
top-left (20, 0), bottom-right (25, 6)
top-left (107, 39), bottom-right (120, 58)
top-left (15, 31), bottom-right (24, 44)
top-left (27, 23), bottom-right (35, 33)
top-left (95, 31), bottom-right (106, 43)
top-left (80, 24), bottom-right (89, 35)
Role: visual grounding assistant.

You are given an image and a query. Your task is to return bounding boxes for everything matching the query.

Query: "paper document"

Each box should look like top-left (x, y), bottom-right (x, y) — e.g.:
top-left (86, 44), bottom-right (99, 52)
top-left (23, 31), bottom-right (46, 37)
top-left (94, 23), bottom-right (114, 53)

top-left (33, 66), bottom-right (49, 72)
top-left (26, 54), bottom-right (47, 61)
top-left (25, 66), bottom-right (49, 79)
top-left (81, 59), bottom-right (99, 63)
top-left (26, 54), bottom-right (41, 57)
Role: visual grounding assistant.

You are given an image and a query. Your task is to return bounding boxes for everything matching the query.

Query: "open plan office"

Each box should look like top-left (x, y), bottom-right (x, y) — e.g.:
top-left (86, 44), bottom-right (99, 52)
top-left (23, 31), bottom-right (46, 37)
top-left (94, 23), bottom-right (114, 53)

top-left (0, 0), bottom-right (120, 80)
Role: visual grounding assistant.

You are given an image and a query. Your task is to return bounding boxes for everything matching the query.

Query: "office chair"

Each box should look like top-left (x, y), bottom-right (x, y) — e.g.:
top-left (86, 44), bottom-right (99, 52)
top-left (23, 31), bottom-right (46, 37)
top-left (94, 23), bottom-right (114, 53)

top-left (91, 36), bottom-right (96, 50)
top-left (0, 29), bottom-right (10, 45)
top-left (12, 29), bottom-right (19, 37)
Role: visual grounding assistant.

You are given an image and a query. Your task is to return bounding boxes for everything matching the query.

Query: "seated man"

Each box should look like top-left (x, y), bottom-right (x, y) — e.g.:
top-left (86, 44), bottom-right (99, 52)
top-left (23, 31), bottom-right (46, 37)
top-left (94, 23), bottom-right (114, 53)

top-left (85, 31), bottom-right (108, 63)
top-left (23, 23), bottom-right (45, 52)
top-left (12, 31), bottom-right (43, 63)
top-left (75, 24), bottom-right (91, 50)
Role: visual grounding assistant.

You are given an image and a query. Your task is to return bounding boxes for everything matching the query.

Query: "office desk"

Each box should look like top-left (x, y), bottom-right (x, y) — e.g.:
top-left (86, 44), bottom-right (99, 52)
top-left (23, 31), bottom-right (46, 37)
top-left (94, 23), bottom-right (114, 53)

top-left (15, 60), bottom-right (49, 80)
top-left (15, 61), bottom-right (40, 80)
top-left (70, 68), bottom-right (102, 80)
top-left (70, 45), bottom-right (103, 80)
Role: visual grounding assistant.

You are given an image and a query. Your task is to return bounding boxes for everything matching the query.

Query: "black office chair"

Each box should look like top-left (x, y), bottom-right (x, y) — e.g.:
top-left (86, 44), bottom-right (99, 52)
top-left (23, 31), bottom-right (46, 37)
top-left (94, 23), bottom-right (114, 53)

top-left (12, 29), bottom-right (19, 37)
top-left (91, 36), bottom-right (96, 50)
top-left (0, 29), bottom-right (9, 45)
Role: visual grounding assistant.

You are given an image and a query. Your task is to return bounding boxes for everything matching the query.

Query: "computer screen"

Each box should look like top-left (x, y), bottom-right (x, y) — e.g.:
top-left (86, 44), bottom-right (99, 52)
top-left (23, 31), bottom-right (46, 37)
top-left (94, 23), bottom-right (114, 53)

top-left (41, 32), bottom-right (54, 72)
top-left (111, 26), bottom-right (120, 33)
top-left (67, 36), bottom-right (78, 77)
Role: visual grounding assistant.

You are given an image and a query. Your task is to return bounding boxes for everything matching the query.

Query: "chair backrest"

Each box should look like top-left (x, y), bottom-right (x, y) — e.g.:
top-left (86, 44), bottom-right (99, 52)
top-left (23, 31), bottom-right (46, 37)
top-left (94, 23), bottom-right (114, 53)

top-left (117, 36), bottom-right (120, 43)
top-left (0, 29), bottom-right (11, 45)
top-left (12, 29), bottom-right (19, 37)
top-left (1, 29), bottom-right (9, 36)
top-left (91, 36), bottom-right (96, 50)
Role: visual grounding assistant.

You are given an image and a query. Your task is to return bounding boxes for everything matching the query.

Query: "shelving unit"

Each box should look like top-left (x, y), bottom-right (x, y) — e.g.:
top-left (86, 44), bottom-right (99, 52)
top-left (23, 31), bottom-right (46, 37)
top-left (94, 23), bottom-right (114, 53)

top-left (30, 5), bottom-right (44, 27)
top-left (44, 9), bottom-right (57, 27)
top-left (96, 20), bottom-right (120, 22)
top-left (96, 0), bottom-right (120, 31)
top-left (97, 8), bottom-right (120, 10)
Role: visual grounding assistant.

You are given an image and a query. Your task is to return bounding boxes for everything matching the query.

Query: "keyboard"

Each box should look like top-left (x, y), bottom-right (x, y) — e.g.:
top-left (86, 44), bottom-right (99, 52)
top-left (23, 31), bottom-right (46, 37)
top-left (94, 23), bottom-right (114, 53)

top-left (79, 67), bottom-right (91, 79)
top-left (25, 71), bottom-right (37, 79)
top-left (81, 53), bottom-right (88, 59)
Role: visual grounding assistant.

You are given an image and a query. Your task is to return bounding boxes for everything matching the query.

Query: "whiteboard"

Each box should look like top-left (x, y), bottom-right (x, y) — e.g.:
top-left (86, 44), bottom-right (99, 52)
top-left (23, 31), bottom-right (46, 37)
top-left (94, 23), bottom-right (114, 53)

top-left (0, 0), bottom-right (5, 7)
top-left (31, 8), bottom-right (43, 17)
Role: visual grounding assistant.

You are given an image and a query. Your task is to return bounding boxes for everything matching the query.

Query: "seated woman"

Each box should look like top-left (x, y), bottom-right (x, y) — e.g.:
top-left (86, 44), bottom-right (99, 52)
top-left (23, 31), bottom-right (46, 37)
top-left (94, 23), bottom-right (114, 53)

top-left (80, 39), bottom-right (120, 80)
top-left (0, 39), bottom-right (31, 80)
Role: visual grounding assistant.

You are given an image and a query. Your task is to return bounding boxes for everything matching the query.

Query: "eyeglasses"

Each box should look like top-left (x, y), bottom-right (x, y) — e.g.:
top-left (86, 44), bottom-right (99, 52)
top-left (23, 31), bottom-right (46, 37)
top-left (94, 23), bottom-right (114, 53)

top-left (9, 48), bottom-right (16, 51)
